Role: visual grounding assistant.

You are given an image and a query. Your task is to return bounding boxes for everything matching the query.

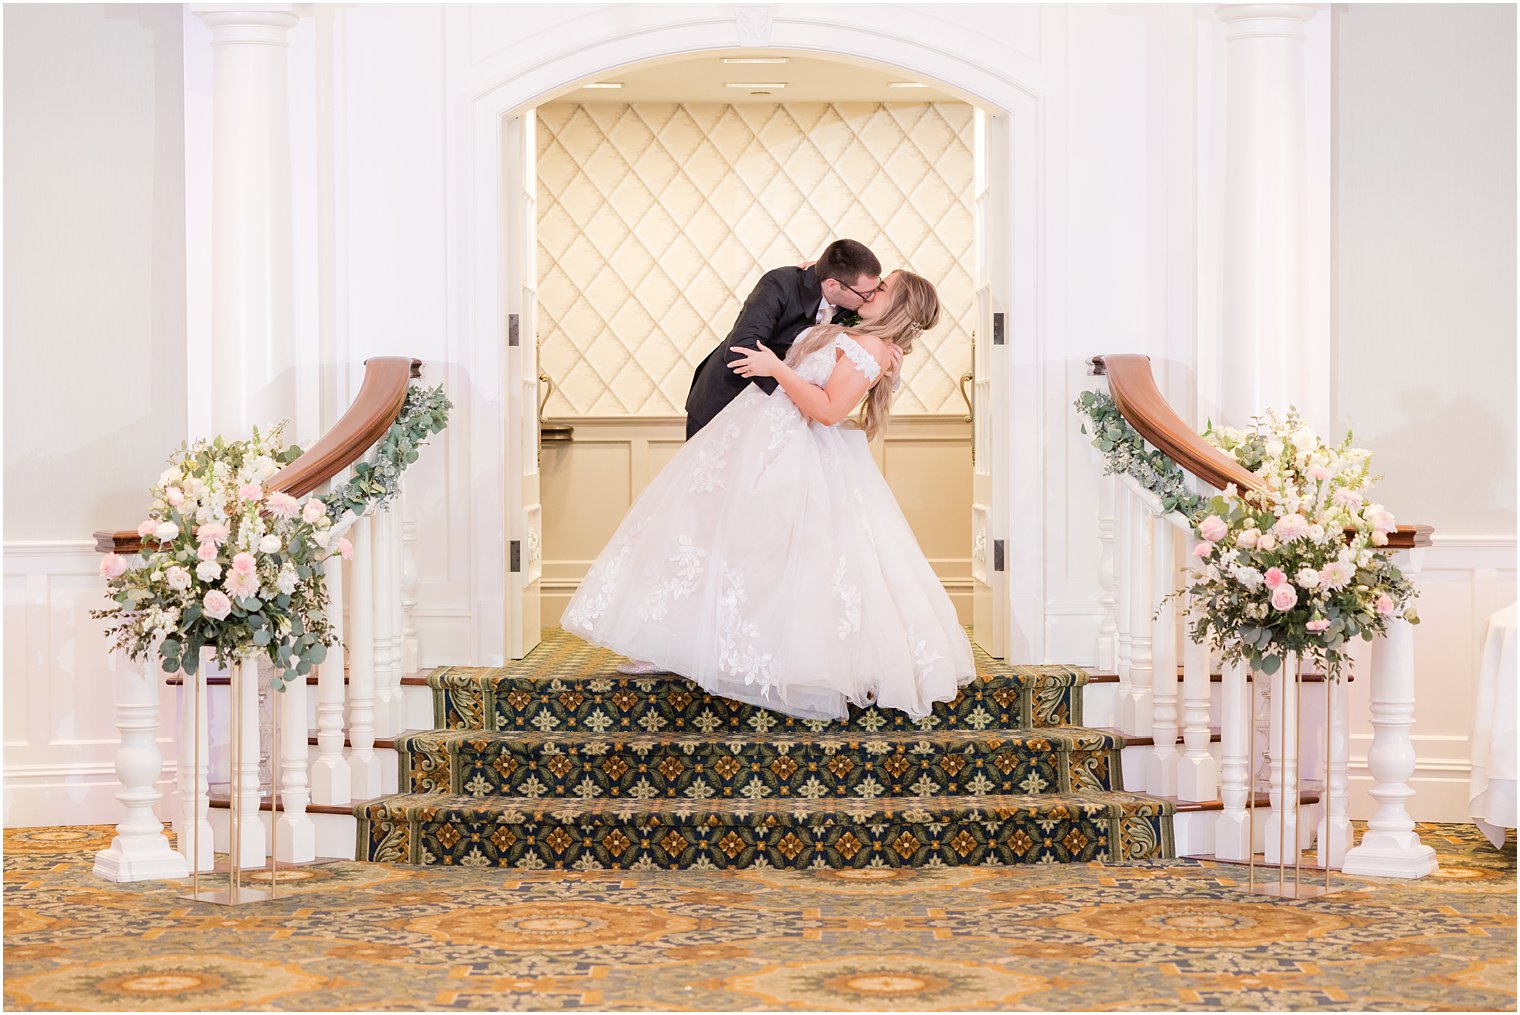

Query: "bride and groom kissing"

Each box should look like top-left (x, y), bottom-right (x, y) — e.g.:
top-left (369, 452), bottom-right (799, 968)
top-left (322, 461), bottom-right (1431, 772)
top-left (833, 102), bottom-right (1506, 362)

top-left (563, 238), bottom-right (975, 722)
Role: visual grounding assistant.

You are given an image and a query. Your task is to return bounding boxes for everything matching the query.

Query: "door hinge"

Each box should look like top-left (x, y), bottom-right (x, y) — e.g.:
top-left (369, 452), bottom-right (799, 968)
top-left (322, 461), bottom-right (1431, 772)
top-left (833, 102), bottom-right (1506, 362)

top-left (510, 540), bottom-right (521, 573)
top-left (993, 539), bottom-right (1005, 572)
top-left (992, 312), bottom-right (1005, 346)
top-left (508, 314), bottom-right (520, 347)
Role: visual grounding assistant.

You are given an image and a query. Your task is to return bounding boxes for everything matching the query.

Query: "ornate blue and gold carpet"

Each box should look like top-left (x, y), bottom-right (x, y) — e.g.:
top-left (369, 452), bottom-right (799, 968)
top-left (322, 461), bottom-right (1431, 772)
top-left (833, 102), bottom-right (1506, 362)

top-left (3, 822), bottom-right (1513, 1010)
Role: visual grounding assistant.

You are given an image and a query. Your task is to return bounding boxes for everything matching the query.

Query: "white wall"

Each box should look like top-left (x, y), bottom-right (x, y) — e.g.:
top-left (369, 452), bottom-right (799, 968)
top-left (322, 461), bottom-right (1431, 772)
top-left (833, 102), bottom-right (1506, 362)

top-left (1333, 3), bottom-right (1517, 540)
top-left (3, 4), bottom-right (188, 541)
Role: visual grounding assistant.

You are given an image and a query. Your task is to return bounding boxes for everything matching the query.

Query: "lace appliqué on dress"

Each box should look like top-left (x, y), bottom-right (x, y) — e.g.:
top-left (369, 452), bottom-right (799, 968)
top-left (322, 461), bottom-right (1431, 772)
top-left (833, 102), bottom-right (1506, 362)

top-left (565, 518), bottom-right (647, 630)
top-left (832, 556), bottom-right (861, 641)
top-left (834, 334), bottom-right (882, 383)
top-left (638, 535), bottom-right (708, 621)
top-left (717, 565), bottom-right (773, 685)
top-left (689, 420), bottom-right (740, 493)
top-left (763, 396), bottom-right (806, 454)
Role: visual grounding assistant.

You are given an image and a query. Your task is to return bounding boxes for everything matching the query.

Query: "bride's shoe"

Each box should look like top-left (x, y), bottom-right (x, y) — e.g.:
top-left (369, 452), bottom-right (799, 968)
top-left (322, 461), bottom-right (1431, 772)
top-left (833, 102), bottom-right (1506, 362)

top-left (615, 659), bottom-right (669, 675)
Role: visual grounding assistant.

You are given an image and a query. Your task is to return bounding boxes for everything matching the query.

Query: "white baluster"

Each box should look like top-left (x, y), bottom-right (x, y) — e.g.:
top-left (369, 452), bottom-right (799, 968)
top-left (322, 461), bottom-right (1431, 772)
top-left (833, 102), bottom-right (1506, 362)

top-left (348, 515), bottom-right (381, 798)
top-left (1316, 672), bottom-right (1352, 869)
top-left (1148, 516), bottom-right (1179, 795)
top-left (232, 656), bottom-right (266, 866)
top-left (1120, 488), bottom-right (1154, 737)
top-left (1262, 655), bottom-right (1301, 864)
top-left (175, 651), bottom-right (215, 872)
top-left (275, 669), bottom-right (316, 862)
top-left (93, 651), bottom-right (190, 882)
top-left (389, 504), bottom-right (407, 733)
top-left (372, 507), bottom-right (396, 736)
top-left (401, 513), bottom-right (420, 676)
top-left (1177, 595), bottom-right (1218, 801)
top-left (1343, 548), bottom-right (1438, 877)
top-left (1096, 474), bottom-right (1118, 672)
top-left (1114, 488), bottom-right (1133, 702)
top-left (311, 553), bottom-right (351, 805)
top-left (1213, 658), bottom-right (1252, 861)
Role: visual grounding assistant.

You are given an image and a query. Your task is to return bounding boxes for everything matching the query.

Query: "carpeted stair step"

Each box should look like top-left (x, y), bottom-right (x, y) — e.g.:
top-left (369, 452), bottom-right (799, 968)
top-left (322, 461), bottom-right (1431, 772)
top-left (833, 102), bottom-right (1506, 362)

top-left (425, 641), bottom-right (1087, 735)
top-left (394, 726), bottom-right (1127, 800)
top-left (355, 789), bottom-right (1173, 869)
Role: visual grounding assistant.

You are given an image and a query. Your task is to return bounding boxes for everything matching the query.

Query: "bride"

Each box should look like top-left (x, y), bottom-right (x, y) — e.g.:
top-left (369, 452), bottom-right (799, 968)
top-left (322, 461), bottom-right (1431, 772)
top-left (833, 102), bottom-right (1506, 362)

top-left (562, 269), bottom-right (975, 721)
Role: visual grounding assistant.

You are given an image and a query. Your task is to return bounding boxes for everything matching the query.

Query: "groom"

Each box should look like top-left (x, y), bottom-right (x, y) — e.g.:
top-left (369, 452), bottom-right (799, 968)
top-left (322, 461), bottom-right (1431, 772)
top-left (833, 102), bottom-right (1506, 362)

top-left (683, 238), bottom-right (884, 440)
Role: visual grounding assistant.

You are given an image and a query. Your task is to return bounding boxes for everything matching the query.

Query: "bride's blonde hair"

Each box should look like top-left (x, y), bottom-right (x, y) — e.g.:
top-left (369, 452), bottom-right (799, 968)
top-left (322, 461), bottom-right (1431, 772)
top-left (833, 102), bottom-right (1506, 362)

top-left (785, 269), bottom-right (941, 441)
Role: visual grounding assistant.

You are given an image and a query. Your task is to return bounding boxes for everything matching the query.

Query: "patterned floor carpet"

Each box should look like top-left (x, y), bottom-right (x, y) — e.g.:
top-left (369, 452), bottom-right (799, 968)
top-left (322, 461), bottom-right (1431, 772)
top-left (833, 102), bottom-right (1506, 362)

top-left (4, 822), bottom-right (1513, 1011)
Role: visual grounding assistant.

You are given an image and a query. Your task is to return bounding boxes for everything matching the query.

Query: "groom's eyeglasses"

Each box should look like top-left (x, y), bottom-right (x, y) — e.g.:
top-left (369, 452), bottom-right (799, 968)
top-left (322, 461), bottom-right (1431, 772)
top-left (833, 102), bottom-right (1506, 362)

top-left (842, 280), bottom-right (886, 303)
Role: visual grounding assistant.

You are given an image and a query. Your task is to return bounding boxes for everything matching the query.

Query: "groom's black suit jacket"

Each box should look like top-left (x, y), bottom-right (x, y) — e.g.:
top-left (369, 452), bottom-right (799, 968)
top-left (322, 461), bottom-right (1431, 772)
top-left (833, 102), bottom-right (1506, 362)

top-left (684, 265), bottom-right (849, 440)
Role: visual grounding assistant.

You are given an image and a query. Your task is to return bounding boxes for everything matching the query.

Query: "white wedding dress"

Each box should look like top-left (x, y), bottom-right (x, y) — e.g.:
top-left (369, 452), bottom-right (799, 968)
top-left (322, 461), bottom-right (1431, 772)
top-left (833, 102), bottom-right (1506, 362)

top-left (562, 330), bottom-right (976, 721)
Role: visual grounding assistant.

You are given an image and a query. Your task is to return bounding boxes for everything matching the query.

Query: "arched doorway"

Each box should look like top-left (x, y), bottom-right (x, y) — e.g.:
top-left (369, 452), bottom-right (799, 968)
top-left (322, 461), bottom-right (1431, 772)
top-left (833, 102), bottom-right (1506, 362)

top-left (457, 15), bottom-right (1045, 666)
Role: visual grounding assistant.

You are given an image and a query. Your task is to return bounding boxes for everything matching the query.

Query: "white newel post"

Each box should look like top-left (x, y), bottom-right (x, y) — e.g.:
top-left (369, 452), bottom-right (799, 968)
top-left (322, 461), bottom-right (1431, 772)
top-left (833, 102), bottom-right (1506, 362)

top-left (1216, 3), bottom-right (1316, 422)
top-left (348, 516), bottom-right (381, 798)
top-left (1214, 658), bottom-right (1253, 860)
top-left (195, 5), bottom-right (301, 436)
top-left (93, 652), bottom-right (190, 882)
top-left (311, 553), bottom-right (351, 805)
top-left (1120, 489), bottom-right (1154, 737)
top-left (1343, 551), bottom-right (1438, 877)
top-left (1149, 516), bottom-right (1180, 795)
top-left (1262, 655), bottom-right (1301, 864)
top-left (232, 656), bottom-right (266, 864)
top-left (275, 672), bottom-right (316, 862)
top-left (174, 654), bottom-right (215, 873)
top-left (1177, 595), bottom-right (1218, 802)
top-left (1096, 474), bottom-right (1118, 673)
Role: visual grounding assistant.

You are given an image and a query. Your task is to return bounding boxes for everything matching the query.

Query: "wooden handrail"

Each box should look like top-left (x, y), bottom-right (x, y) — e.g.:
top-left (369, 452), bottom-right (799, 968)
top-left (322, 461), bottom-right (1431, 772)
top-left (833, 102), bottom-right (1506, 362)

top-left (1090, 353), bottom-right (1432, 550)
top-left (94, 357), bottom-right (422, 554)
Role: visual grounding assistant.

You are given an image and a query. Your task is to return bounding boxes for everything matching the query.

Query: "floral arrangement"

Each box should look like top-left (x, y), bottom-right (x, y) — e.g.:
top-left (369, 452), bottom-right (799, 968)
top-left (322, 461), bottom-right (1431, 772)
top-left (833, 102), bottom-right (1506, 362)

top-left (93, 384), bottom-right (452, 689)
top-left (1076, 393), bottom-right (1418, 680)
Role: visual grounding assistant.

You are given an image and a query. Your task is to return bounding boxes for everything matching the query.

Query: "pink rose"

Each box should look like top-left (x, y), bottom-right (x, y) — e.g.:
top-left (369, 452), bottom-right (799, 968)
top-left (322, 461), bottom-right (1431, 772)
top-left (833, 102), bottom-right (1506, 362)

top-left (1192, 541), bottom-right (1215, 558)
top-left (1270, 584), bottom-right (1299, 611)
top-left (1371, 510), bottom-right (1397, 534)
top-left (166, 487), bottom-right (185, 507)
top-left (137, 520), bottom-right (157, 539)
top-left (337, 537), bottom-right (354, 561)
top-left (99, 553), bottom-right (127, 579)
top-left (196, 541), bottom-right (218, 562)
top-left (231, 552), bottom-right (257, 576)
top-left (203, 589), bottom-right (232, 621)
top-left (1376, 594), bottom-right (1395, 615)
top-left (239, 482), bottom-right (263, 502)
top-left (1198, 515), bottom-right (1228, 543)
top-left (302, 499), bottom-right (327, 524)
top-left (225, 570), bottom-right (259, 599)
top-left (1306, 618), bottom-right (1331, 633)
top-left (267, 491), bottom-right (299, 519)
top-left (197, 522), bottom-right (229, 546)
top-left (1308, 466), bottom-right (1332, 482)
top-left (1264, 567), bottom-right (1287, 589)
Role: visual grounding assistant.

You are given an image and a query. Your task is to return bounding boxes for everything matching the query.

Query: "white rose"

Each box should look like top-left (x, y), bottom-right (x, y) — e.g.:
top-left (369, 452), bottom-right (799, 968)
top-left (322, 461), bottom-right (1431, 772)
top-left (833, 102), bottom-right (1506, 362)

top-left (1234, 566), bottom-right (1264, 590)
top-left (159, 467), bottom-right (179, 485)
top-left (196, 560), bottom-right (222, 582)
top-left (1291, 426), bottom-right (1318, 450)
top-left (1264, 439), bottom-right (1285, 458)
top-left (1295, 567), bottom-right (1321, 589)
top-left (1308, 523), bottom-right (1326, 543)
top-left (1257, 533), bottom-right (1278, 551)
top-left (302, 499), bottom-right (327, 524)
top-left (259, 535), bottom-right (281, 554)
top-left (153, 521), bottom-right (180, 542)
top-left (250, 455), bottom-right (280, 482)
top-left (165, 566), bottom-right (192, 591)
top-left (1238, 528), bottom-right (1260, 549)
top-left (276, 569), bottom-right (298, 595)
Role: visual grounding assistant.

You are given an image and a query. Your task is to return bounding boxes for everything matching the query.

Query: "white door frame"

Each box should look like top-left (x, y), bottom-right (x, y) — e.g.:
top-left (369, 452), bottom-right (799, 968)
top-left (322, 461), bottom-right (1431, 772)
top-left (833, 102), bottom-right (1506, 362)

top-left (455, 11), bottom-right (1047, 665)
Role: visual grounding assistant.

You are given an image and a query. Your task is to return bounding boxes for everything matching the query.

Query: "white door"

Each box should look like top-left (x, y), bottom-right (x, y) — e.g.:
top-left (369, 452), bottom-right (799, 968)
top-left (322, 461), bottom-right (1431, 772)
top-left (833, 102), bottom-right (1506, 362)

top-left (504, 111), bottom-right (542, 658)
top-left (971, 108), bottom-right (1009, 658)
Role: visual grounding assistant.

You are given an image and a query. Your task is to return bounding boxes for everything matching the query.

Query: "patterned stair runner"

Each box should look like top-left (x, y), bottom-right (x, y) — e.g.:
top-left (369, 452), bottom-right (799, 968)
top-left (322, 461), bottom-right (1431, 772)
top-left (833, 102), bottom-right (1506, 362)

top-left (356, 630), bottom-right (1175, 869)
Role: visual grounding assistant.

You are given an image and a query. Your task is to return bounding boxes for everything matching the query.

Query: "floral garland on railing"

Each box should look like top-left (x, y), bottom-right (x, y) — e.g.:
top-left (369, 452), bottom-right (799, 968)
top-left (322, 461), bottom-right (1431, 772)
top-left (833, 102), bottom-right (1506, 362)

top-left (92, 383), bottom-right (452, 689)
top-left (1075, 390), bottom-right (1418, 681)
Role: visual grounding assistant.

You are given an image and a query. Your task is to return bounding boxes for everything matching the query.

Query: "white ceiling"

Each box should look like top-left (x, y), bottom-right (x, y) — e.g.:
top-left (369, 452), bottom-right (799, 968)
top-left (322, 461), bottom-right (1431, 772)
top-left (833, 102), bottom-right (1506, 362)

top-left (547, 50), bottom-right (965, 105)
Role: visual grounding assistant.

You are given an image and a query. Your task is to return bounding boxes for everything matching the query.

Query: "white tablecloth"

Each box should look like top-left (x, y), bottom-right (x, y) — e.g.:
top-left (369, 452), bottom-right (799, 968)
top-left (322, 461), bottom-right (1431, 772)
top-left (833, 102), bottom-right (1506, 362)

top-left (1470, 603), bottom-right (1517, 848)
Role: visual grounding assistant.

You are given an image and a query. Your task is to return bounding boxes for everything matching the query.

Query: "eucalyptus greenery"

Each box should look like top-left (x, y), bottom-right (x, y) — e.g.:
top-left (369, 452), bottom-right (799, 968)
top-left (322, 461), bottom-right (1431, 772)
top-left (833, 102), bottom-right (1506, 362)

top-left (1074, 389), bottom-right (1206, 520)
top-left (325, 384), bottom-right (452, 523)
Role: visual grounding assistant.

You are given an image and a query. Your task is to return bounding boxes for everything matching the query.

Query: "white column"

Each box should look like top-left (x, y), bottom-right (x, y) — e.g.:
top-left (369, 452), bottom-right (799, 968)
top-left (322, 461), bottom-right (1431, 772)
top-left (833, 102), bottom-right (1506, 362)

top-left (194, 6), bottom-right (300, 435)
top-left (93, 653), bottom-right (190, 882)
top-left (1343, 549), bottom-right (1438, 877)
top-left (1096, 474), bottom-right (1118, 673)
top-left (1263, 656), bottom-right (1301, 864)
top-left (1214, 659), bottom-right (1252, 861)
top-left (231, 657), bottom-right (266, 865)
top-left (348, 516), bottom-right (381, 798)
top-left (1148, 517), bottom-right (1180, 795)
top-left (1216, 3), bottom-right (1316, 423)
top-left (1119, 491), bottom-right (1154, 736)
top-left (275, 673), bottom-right (316, 862)
top-left (311, 553), bottom-right (351, 805)
top-left (1316, 673), bottom-right (1353, 869)
top-left (1177, 596), bottom-right (1218, 801)
top-left (174, 656), bottom-right (215, 873)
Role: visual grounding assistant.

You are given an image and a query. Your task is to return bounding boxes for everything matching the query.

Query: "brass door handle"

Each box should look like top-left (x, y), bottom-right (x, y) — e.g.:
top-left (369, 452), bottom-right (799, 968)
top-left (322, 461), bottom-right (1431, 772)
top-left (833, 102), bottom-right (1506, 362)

top-left (959, 371), bottom-right (974, 423)
top-left (538, 371), bottom-right (554, 421)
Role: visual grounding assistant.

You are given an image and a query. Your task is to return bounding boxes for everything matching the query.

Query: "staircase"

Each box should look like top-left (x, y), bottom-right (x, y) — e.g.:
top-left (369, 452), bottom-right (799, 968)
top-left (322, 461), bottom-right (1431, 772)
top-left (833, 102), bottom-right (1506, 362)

top-left (354, 630), bottom-right (1174, 869)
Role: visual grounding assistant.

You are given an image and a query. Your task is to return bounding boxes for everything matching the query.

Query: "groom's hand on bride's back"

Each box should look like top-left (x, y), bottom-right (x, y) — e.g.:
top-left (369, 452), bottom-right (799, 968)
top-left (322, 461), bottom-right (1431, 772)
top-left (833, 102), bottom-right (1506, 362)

top-left (719, 273), bottom-right (788, 391)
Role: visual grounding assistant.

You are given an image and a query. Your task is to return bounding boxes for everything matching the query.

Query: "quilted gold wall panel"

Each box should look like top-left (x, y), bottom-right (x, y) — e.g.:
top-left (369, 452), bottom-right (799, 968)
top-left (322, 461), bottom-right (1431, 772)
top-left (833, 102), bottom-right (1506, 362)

top-left (537, 102), bottom-right (975, 417)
